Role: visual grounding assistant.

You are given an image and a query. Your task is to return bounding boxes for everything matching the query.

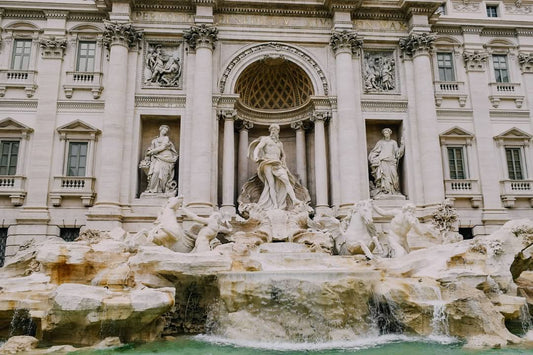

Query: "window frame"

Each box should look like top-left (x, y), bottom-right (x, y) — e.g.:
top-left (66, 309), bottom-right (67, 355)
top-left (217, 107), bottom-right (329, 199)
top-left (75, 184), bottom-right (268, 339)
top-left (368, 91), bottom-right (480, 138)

top-left (505, 147), bottom-right (524, 180)
top-left (492, 54), bottom-right (510, 83)
top-left (56, 120), bottom-right (100, 178)
top-left (447, 146), bottom-right (468, 180)
top-left (0, 118), bottom-right (33, 178)
top-left (11, 39), bottom-right (33, 70)
top-left (75, 40), bottom-right (97, 72)
top-left (486, 4), bottom-right (499, 18)
top-left (436, 52), bottom-right (456, 82)
top-left (494, 128), bottom-right (533, 182)
top-left (0, 140), bottom-right (20, 176)
top-left (67, 28), bottom-right (104, 74)
top-left (66, 141), bottom-right (89, 177)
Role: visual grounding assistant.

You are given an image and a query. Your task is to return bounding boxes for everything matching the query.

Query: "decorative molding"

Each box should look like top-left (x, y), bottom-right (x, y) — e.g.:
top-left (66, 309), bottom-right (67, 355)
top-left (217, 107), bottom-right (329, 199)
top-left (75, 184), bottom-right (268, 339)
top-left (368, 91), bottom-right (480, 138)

top-left (4, 10), bottom-right (46, 19)
top-left (219, 42), bottom-right (329, 96)
top-left (399, 32), bottom-right (436, 57)
top-left (134, 95), bottom-right (186, 108)
top-left (218, 109), bottom-right (238, 121)
top-left (518, 52), bottom-right (533, 73)
top-left (183, 24), bottom-right (218, 51)
top-left (361, 100), bottom-right (408, 112)
top-left (463, 51), bottom-right (489, 72)
top-left (489, 109), bottom-right (531, 120)
top-left (39, 36), bottom-right (67, 59)
top-left (102, 21), bottom-right (143, 50)
top-left (216, 6), bottom-right (329, 17)
top-left (0, 100), bottom-right (38, 111)
top-left (68, 13), bottom-right (106, 22)
top-left (43, 10), bottom-right (68, 19)
top-left (505, 4), bottom-right (532, 14)
top-left (452, 1), bottom-right (480, 12)
top-left (354, 10), bottom-right (406, 21)
top-left (431, 27), bottom-right (463, 35)
top-left (481, 29), bottom-right (518, 37)
top-left (516, 28), bottom-right (533, 36)
top-left (57, 101), bottom-right (105, 112)
top-left (329, 30), bottom-right (363, 56)
top-left (310, 110), bottom-right (331, 123)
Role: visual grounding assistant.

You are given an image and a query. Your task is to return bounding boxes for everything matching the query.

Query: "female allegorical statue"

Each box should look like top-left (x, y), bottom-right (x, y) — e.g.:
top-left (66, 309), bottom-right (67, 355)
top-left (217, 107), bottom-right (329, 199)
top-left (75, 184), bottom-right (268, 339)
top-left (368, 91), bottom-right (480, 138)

top-left (140, 125), bottom-right (179, 195)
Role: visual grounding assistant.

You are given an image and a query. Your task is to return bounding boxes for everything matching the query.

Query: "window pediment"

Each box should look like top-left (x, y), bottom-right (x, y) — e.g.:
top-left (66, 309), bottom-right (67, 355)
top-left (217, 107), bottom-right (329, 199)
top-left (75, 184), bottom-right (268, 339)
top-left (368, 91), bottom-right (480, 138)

top-left (494, 127), bottom-right (532, 146)
top-left (0, 118), bottom-right (33, 138)
top-left (439, 126), bottom-right (474, 144)
top-left (57, 120), bottom-right (100, 140)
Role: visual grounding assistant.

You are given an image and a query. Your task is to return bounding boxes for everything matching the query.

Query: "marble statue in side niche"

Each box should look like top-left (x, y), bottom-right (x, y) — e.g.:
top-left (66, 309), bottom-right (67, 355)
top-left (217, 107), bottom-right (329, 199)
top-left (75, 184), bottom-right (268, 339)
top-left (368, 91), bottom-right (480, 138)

top-left (145, 44), bottom-right (182, 87)
top-left (373, 203), bottom-right (439, 257)
top-left (139, 125), bottom-right (179, 196)
top-left (238, 124), bottom-right (310, 214)
top-left (182, 208), bottom-right (232, 253)
top-left (368, 128), bottom-right (405, 199)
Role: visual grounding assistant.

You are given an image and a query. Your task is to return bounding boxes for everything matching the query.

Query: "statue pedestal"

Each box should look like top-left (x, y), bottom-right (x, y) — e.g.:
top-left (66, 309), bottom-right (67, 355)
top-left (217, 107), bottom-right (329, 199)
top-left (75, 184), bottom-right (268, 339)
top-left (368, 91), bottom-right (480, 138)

top-left (140, 192), bottom-right (176, 199)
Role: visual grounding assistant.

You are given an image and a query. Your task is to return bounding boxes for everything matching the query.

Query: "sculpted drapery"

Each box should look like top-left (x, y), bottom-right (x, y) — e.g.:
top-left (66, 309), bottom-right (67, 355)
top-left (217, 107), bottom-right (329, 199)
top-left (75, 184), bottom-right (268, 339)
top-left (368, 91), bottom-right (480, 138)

top-left (368, 128), bottom-right (405, 198)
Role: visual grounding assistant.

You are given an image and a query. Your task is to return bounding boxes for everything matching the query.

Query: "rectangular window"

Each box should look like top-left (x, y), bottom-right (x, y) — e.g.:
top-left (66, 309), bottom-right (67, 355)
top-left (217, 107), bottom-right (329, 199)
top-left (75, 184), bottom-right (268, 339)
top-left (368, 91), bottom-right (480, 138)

top-left (447, 147), bottom-right (466, 179)
top-left (67, 142), bottom-right (88, 177)
top-left (493, 55), bottom-right (509, 83)
top-left (0, 228), bottom-right (7, 267)
top-left (506, 147), bottom-right (524, 180)
top-left (0, 141), bottom-right (19, 176)
top-left (76, 41), bottom-right (96, 72)
top-left (437, 53), bottom-right (455, 81)
top-left (11, 39), bottom-right (32, 70)
top-left (486, 5), bottom-right (499, 17)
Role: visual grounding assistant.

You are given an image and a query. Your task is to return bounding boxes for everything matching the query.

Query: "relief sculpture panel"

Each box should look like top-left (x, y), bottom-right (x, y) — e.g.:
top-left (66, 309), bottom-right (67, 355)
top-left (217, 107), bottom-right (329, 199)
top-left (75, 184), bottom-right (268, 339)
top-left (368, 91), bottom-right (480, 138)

top-left (144, 42), bottom-right (183, 88)
top-left (363, 51), bottom-right (396, 93)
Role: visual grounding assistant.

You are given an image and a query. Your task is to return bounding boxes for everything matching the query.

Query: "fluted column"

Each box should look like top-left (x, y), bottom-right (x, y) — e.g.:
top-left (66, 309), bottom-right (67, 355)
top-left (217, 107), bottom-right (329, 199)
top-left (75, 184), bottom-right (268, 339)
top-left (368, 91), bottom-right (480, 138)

top-left (291, 121), bottom-right (307, 187)
top-left (311, 111), bottom-right (330, 214)
top-left (237, 120), bottom-right (253, 192)
top-left (330, 31), bottom-right (364, 211)
top-left (184, 25), bottom-right (218, 211)
top-left (399, 32), bottom-right (444, 205)
top-left (221, 110), bottom-right (237, 214)
top-left (91, 22), bottom-right (142, 222)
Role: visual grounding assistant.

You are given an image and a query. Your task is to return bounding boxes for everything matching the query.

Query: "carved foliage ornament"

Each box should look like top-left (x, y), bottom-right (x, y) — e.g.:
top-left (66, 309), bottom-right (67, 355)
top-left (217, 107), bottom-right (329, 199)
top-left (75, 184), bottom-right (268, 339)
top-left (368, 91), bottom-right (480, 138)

top-left (183, 24), bottom-right (218, 51)
top-left (39, 36), bottom-right (67, 58)
top-left (103, 21), bottom-right (143, 49)
top-left (463, 51), bottom-right (488, 71)
top-left (518, 52), bottom-right (533, 73)
top-left (363, 51), bottom-right (396, 93)
top-left (399, 32), bottom-right (436, 57)
top-left (144, 43), bottom-right (182, 88)
top-left (329, 30), bottom-right (363, 55)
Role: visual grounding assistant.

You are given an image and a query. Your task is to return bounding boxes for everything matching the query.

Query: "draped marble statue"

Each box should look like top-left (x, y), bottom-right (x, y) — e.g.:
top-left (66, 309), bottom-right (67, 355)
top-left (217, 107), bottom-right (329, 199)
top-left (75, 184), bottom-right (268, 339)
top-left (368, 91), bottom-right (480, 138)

top-left (238, 124), bottom-right (310, 215)
top-left (368, 128), bottom-right (405, 199)
top-left (139, 125), bottom-right (179, 196)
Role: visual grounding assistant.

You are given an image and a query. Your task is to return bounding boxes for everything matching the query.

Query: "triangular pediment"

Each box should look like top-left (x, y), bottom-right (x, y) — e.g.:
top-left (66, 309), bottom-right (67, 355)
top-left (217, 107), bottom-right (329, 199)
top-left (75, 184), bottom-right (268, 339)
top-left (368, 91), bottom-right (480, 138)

top-left (57, 120), bottom-right (100, 135)
top-left (494, 127), bottom-right (532, 141)
top-left (440, 126), bottom-right (474, 138)
top-left (0, 118), bottom-right (33, 134)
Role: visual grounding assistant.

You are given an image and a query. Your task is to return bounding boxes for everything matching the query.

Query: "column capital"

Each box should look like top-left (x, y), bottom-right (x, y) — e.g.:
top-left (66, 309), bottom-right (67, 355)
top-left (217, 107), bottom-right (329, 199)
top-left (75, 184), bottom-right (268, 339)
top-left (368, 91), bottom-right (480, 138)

top-left (102, 21), bottom-right (143, 50)
top-left (218, 109), bottom-right (237, 120)
top-left (290, 120), bottom-right (311, 130)
top-left (399, 32), bottom-right (436, 58)
top-left (463, 50), bottom-right (489, 72)
top-left (329, 30), bottom-right (363, 56)
top-left (518, 52), bottom-right (533, 73)
top-left (236, 119), bottom-right (253, 131)
top-left (39, 36), bottom-right (67, 59)
top-left (310, 111), bottom-right (331, 123)
top-left (184, 24), bottom-right (218, 51)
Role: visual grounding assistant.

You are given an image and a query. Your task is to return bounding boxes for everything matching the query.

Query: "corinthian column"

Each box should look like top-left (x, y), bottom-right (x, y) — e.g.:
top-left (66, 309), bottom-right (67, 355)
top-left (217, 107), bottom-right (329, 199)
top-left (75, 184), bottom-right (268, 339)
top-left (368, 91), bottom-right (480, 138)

top-left (330, 31), bottom-right (365, 211)
top-left (399, 32), bottom-right (444, 205)
top-left (220, 110), bottom-right (237, 215)
top-left (184, 25), bottom-right (218, 212)
top-left (290, 121), bottom-right (308, 187)
top-left (311, 111), bottom-right (330, 214)
top-left (89, 22), bottom-right (142, 225)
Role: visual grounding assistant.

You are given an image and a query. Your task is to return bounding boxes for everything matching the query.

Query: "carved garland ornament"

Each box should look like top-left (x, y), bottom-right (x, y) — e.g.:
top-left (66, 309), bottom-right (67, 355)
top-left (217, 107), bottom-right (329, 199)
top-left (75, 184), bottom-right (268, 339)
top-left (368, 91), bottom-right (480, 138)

top-left (329, 30), bottom-right (363, 55)
top-left (102, 21), bottom-right (143, 49)
top-left (39, 36), bottom-right (67, 58)
top-left (518, 52), bottom-right (533, 73)
top-left (399, 32), bottom-right (436, 57)
top-left (463, 51), bottom-right (489, 71)
top-left (219, 42), bottom-right (329, 95)
top-left (183, 24), bottom-right (218, 51)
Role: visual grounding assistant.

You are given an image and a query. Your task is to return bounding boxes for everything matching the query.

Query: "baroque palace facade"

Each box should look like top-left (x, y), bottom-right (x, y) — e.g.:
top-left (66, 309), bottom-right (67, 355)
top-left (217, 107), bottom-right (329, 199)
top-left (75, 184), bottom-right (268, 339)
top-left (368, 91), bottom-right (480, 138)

top-left (0, 0), bottom-right (533, 263)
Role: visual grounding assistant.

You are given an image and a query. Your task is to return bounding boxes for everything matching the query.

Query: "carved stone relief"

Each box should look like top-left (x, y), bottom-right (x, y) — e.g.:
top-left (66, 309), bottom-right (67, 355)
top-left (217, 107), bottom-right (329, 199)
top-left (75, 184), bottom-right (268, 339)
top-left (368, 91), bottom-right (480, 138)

top-left (452, 1), bottom-right (480, 12)
top-left (363, 51), bottom-right (396, 93)
top-left (144, 43), bottom-right (183, 88)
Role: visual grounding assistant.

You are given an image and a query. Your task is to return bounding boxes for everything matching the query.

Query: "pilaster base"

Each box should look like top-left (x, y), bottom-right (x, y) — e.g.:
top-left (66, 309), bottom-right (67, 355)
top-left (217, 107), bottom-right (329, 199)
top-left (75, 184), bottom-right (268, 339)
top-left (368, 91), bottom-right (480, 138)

top-left (86, 204), bottom-right (124, 231)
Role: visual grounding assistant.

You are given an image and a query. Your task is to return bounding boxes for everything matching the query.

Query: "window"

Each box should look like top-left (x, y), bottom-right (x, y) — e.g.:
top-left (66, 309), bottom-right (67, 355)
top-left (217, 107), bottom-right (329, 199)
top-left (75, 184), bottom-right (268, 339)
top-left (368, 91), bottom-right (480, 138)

top-left (11, 39), bottom-right (32, 70)
top-left (0, 140), bottom-right (19, 175)
top-left (505, 147), bottom-right (524, 180)
top-left (493, 55), bottom-right (509, 83)
top-left (0, 228), bottom-right (7, 267)
top-left (76, 41), bottom-right (96, 72)
top-left (486, 4), bottom-right (498, 17)
top-left (447, 147), bottom-right (466, 179)
top-left (60, 228), bottom-right (80, 242)
top-left (67, 142), bottom-right (88, 177)
top-left (437, 53), bottom-right (455, 81)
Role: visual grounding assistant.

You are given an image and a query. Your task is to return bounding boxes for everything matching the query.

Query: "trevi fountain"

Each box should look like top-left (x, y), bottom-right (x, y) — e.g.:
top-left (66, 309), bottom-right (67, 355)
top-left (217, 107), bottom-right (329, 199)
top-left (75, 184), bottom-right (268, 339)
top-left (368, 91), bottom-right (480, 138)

top-left (1, 125), bottom-right (533, 354)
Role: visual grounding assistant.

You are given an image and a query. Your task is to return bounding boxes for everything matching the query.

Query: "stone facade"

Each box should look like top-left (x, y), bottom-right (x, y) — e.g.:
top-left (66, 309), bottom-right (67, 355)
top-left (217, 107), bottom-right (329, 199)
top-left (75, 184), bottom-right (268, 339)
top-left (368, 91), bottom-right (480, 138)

top-left (0, 0), bottom-right (533, 261)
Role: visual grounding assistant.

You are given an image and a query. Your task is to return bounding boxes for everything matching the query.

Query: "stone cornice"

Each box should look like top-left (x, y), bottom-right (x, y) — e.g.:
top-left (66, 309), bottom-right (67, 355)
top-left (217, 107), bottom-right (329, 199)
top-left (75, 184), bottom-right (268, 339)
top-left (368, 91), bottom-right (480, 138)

top-left (134, 95), bottom-right (186, 108)
top-left (354, 10), bottom-right (406, 21)
top-left (102, 21), bottom-right (143, 49)
top-left (399, 32), bottom-right (436, 57)
top-left (43, 10), bottom-right (69, 19)
top-left (68, 12), bottom-right (107, 22)
top-left (183, 24), bottom-right (218, 51)
top-left (215, 6), bottom-right (330, 17)
top-left (361, 99), bottom-right (408, 112)
top-left (330, 30), bottom-right (363, 56)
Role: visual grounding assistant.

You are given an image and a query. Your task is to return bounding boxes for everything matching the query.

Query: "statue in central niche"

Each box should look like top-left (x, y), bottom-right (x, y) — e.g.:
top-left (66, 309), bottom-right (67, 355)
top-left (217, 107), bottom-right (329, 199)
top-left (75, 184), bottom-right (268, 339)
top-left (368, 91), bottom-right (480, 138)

top-left (238, 124), bottom-right (310, 215)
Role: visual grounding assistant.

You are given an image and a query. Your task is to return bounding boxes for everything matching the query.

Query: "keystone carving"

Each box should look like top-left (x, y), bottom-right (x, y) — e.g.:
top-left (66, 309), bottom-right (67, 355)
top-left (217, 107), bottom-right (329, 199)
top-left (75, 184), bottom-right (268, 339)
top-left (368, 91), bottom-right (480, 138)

top-left (183, 25), bottom-right (218, 51)
top-left (103, 21), bottom-right (143, 49)
top-left (329, 31), bottom-right (363, 55)
top-left (399, 32), bottom-right (436, 57)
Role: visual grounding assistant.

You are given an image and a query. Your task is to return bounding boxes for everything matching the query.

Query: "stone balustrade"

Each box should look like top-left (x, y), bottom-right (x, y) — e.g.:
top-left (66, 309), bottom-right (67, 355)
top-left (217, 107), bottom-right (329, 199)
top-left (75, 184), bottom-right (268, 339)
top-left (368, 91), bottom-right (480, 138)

top-left (64, 71), bottom-right (103, 99)
top-left (433, 81), bottom-right (467, 107)
top-left (444, 179), bottom-right (482, 208)
top-left (488, 82), bottom-right (524, 108)
top-left (0, 69), bottom-right (37, 97)
top-left (50, 176), bottom-right (96, 207)
top-left (0, 175), bottom-right (26, 206)
top-left (500, 179), bottom-right (533, 208)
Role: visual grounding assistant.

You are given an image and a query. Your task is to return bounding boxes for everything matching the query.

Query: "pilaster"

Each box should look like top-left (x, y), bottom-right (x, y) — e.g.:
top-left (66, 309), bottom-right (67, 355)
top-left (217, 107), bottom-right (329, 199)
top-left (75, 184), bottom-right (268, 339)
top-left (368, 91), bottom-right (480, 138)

top-left (291, 120), bottom-right (308, 188)
top-left (220, 109), bottom-right (237, 215)
top-left (311, 111), bottom-right (330, 215)
top-left (237, 120), bottom-right (253, 193)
